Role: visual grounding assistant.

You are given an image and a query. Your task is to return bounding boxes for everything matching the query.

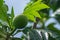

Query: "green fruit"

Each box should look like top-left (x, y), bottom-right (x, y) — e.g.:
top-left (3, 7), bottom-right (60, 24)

top-left (13, 15), bottom-right (28, 29)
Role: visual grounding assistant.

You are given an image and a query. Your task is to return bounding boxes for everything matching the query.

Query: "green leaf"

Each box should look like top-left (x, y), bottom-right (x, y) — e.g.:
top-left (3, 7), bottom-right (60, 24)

top-left (3, 4), bottom-right (8, 12)
top-left (11, 38), bottom-right (22, 40)
top-left (23, 0), bottom-right (49, 22)
top-left (11, 7), bottom-right (14, 20)
top-left (25, 0), bottom-right (42, 10)
top-left (0, 0), bottom-right (3, 7)
top-left (31, 3), bottom-right (49, 11)
top-left (0, 28), bottom-right (6, 38)
top-left (48, 33), bottom-right (56, 40)
top-left (55, 14), bottom-right (60, 23)
top-left (12, 30), bottom-right (21, 36)
top-left (31, 11), bottom-right (41, 18)
top-left (24, 2), bottom-right (32, 11)
top-left (24, 0), bottom-right (49, 11)
top-left (47, 23), bottom-right (60, 35)
top-left (0, 38), bottom-right (5, 40)
top-left (0, 21), bottom-right (2, 26)
top-left (0, 4), bottom-right (9, 23)
top-left (24, 10), bottom-right (41, 22)
top-left (24, 13), bottom-right (36, 22)
top-left (29, 29), bottom-right (42, 40)
top-left (23, 27), bottom-right (31, 35)
top-left (40, 31), bottom-right (47, 40)
top-left (48, 31), bottom-right (60, 40)
top-left (47, 23), bottom-right (60, 40)
top-left (31, 0), bottom-right (42, 3)
top-left (9, 7), bottom-right (15, 29)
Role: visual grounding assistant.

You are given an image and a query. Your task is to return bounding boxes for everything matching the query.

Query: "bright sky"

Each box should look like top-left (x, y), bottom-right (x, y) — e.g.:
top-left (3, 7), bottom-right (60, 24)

top-left (4, 0), bottom-right (30, 16)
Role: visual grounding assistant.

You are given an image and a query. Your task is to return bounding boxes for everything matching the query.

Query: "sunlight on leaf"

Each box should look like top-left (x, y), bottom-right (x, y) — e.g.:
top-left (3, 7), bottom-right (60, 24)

top-left (24, 13), bottom-right (36, 22)
top-left (23, 0), bottom-right (49, 22)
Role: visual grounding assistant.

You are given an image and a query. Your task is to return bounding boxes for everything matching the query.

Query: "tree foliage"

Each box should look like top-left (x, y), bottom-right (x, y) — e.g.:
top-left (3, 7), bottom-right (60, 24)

top-left (0, 0), bottom-right (60, 40)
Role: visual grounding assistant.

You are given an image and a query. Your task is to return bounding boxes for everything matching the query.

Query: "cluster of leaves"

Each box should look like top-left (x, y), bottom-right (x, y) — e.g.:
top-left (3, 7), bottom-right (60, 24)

top-left (0, 0), bottom-right (60, 40)
top-left (0, 0), bottom-right (21, 40)
top-left (22, 0), bottom-right (60, 40)
top-left (23, 0), bottom-right (49, 22)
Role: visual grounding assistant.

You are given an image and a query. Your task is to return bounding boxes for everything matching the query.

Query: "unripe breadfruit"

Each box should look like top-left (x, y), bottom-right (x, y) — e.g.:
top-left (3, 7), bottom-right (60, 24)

top-left (13, 15), bottom-right (28, 29)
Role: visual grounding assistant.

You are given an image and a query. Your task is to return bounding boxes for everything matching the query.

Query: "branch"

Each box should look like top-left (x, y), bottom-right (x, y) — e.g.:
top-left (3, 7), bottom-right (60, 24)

top-left (33, 17), bottom-right (40, 29)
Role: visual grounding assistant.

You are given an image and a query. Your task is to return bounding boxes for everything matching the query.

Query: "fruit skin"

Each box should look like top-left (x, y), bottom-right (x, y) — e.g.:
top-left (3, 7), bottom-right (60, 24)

top-left (13, 15), bottom-right (28, 29)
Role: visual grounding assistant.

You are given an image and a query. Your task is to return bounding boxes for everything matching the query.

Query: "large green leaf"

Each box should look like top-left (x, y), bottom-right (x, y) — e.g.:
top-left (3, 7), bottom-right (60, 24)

top-left (30, 3), bottom-right (49, 11)
top-left (24, 0), bottom-right (49, 11)
top-left (23, 0), bottom-right (49, 22)
top-left (25, 0), bottom-right (42, 10)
